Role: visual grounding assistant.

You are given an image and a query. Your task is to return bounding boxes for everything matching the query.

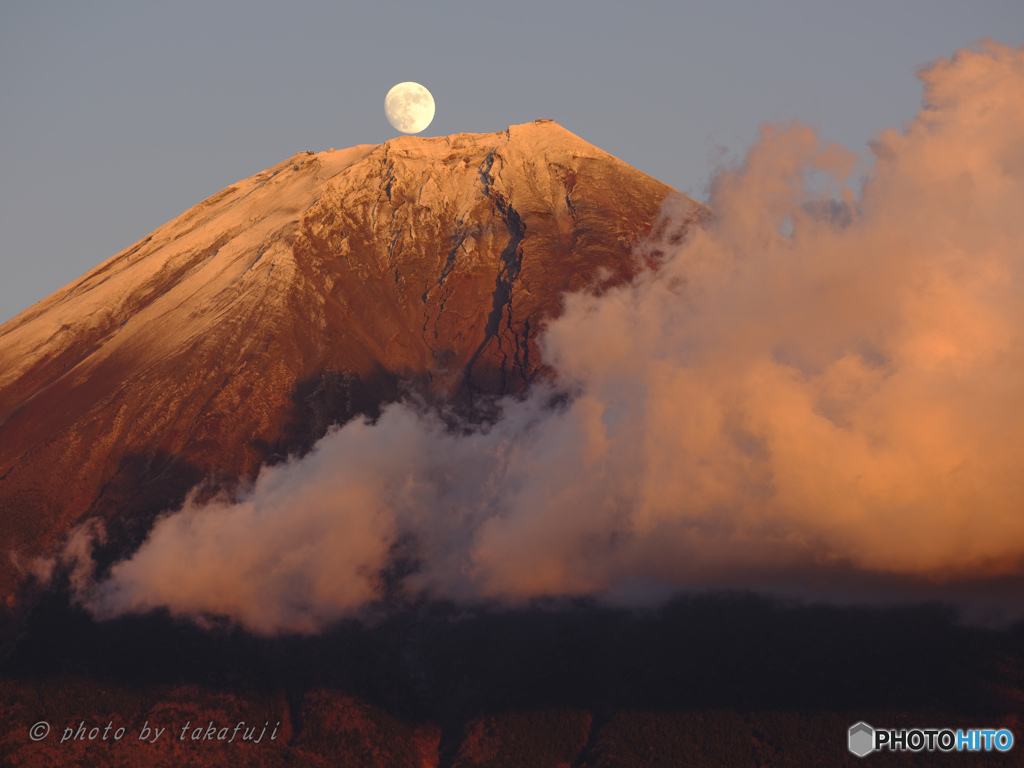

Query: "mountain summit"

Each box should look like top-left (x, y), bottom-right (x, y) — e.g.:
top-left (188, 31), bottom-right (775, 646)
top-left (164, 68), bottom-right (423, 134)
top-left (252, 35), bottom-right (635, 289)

top-left (0, 120), bottom-right (704, 607)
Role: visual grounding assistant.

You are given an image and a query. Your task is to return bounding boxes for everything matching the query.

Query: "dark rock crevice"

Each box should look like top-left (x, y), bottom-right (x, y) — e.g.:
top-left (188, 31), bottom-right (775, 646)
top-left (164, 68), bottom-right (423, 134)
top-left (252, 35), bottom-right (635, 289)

top-left (466, 152), bottom-right (528, 393)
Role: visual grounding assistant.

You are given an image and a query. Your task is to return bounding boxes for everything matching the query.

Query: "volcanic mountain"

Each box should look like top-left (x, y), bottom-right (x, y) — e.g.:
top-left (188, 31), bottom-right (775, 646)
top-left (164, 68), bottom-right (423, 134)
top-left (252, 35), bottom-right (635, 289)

top-left (6, 122), bottom-right (1024, 768)
top-left (0, 120), bottom-right (704, 611)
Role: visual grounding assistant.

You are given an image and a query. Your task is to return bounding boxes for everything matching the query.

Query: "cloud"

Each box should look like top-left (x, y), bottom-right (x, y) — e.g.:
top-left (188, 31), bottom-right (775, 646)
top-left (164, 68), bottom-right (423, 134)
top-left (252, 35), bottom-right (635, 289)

top-left (14, 518), bottom-right (105, 594)
top-left (85, 40), bottom-right (1024, 632)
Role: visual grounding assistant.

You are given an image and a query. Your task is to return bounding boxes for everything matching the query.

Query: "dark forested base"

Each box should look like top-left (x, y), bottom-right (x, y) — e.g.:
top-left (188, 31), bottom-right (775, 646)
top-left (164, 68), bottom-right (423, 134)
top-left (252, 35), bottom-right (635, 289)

top-left (3, 592), bottom-right (1023, 766)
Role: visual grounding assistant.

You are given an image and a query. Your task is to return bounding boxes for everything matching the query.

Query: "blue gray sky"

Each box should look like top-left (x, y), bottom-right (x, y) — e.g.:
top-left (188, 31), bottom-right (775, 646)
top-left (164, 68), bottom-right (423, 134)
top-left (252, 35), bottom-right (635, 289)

top-left (1, 0), bottom-right (1022, 324)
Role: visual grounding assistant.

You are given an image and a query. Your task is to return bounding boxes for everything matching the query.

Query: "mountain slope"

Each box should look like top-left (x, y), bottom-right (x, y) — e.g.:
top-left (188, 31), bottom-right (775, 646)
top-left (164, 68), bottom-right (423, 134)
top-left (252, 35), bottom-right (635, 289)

top-left (0, 120), bottom-right (705, 610)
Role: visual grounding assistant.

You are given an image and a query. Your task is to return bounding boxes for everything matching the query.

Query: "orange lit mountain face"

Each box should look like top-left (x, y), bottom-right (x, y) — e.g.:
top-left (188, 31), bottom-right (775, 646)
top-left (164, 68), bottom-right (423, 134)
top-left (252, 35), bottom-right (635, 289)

top-left (0, 121), bottom-right (703, 605)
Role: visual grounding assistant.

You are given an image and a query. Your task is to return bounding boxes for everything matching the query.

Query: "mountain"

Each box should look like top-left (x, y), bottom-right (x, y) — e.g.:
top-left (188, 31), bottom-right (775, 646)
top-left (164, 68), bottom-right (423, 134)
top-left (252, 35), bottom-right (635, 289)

top-left (4, 123), bottom-right (1023, 768)
top-left (0, 120), bottom-right (704, 612)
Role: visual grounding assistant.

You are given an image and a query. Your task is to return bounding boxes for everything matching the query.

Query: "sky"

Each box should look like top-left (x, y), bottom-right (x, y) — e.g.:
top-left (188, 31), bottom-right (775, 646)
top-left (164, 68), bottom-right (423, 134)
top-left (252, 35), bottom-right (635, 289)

top-left (1, 0), bottom-right (1022, 325)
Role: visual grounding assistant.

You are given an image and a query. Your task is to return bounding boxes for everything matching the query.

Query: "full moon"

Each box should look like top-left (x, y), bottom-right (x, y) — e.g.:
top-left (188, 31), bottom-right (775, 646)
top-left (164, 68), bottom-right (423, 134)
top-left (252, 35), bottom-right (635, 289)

top-left (384, 82), bottom-right (435, 134)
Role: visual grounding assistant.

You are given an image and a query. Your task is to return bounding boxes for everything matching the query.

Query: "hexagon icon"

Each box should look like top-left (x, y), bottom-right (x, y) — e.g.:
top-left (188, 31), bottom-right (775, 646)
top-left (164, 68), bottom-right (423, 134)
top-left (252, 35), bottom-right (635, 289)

top-left (848, 722), bottom-right (875, 757)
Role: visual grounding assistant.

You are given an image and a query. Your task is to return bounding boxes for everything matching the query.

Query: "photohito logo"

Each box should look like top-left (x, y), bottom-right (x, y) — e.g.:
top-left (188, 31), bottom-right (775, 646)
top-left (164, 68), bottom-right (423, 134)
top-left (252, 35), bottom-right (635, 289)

top-left (848, 722), bottom-right (874, 757)
top-left (848, 722), bottom-right (1014, 756)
